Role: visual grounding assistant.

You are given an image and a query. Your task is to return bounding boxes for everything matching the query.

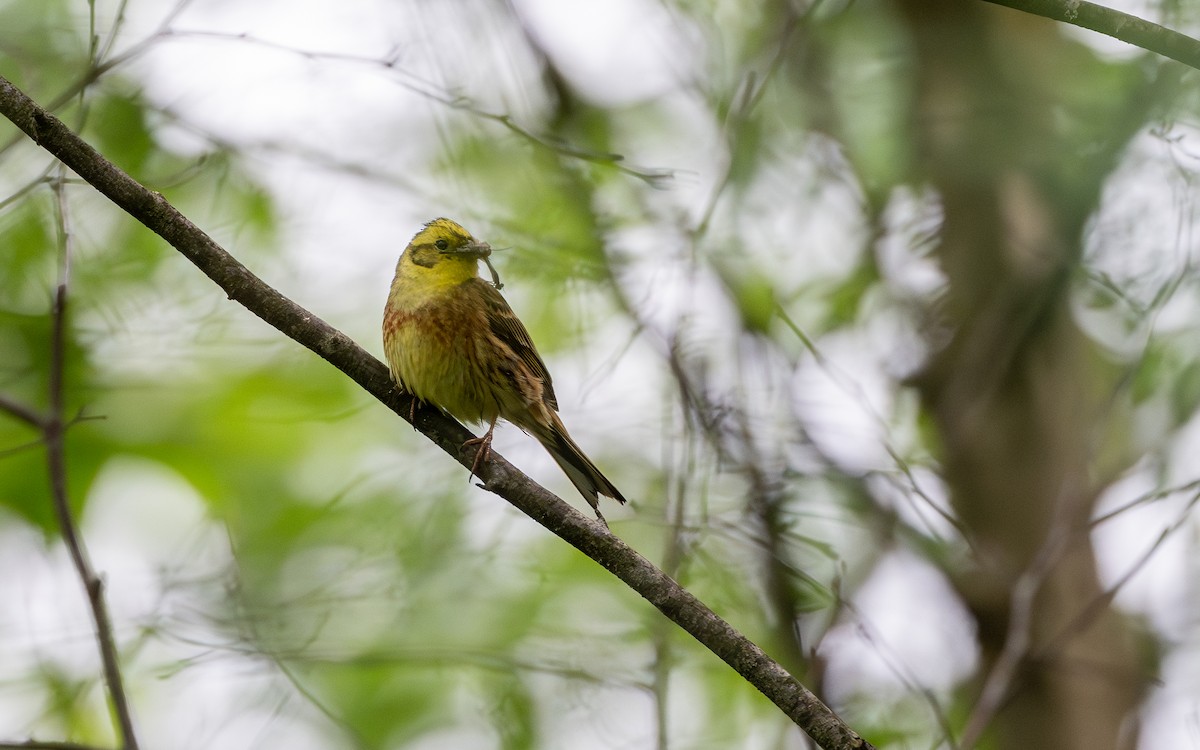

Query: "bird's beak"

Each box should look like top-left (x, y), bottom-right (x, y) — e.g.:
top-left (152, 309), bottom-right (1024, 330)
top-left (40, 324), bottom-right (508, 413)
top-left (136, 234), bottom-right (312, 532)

top-left (454, 240), bottom-right (492, 258)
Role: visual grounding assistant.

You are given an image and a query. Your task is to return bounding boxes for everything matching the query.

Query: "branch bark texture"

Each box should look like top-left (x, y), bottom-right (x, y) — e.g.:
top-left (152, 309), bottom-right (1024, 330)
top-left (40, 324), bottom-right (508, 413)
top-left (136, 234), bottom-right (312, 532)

top-left (0, 77), bottom-right (873, 750)
top-left (981, 0), bottom-right (1200, 70)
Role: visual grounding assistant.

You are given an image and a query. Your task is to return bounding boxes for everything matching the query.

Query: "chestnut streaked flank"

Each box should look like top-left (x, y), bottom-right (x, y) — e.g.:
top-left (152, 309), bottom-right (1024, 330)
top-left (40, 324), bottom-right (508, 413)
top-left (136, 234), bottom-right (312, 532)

top-left (383, 218), bottom-right (626, 521)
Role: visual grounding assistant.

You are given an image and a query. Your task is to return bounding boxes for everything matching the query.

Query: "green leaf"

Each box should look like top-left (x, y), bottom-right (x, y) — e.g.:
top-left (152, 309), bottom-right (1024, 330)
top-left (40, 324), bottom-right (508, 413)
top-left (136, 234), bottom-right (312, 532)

top-left (87, 92), bottom-right (156, 173)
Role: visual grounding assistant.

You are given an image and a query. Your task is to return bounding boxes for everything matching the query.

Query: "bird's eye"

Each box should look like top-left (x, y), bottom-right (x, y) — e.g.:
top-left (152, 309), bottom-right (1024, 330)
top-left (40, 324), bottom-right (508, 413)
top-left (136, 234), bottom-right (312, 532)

top-left (435, 239), bottom-right (449, 251)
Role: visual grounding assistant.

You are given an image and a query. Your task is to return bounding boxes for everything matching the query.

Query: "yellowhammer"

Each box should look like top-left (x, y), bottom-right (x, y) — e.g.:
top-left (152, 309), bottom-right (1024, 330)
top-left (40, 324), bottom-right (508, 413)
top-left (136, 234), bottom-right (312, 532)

top-left (383, 217), bottom-right (626, 522)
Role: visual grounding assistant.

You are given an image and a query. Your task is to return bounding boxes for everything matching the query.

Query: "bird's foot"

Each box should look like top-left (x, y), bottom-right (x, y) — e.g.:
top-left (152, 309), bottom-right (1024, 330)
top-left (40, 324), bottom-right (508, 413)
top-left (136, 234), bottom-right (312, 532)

top-left (463, 422), bottom-right (496, 482)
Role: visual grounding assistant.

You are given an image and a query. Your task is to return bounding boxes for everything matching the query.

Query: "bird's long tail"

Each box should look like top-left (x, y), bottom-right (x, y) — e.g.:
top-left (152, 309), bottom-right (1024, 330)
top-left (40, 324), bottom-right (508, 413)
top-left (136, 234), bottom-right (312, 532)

top-left (535, 412), bottom-right (626, 517)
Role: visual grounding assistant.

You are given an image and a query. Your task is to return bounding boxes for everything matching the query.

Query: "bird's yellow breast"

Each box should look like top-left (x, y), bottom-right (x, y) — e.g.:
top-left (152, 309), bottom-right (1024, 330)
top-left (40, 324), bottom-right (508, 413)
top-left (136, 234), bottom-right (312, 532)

top-left (383, 279), bottom-right (502, 425)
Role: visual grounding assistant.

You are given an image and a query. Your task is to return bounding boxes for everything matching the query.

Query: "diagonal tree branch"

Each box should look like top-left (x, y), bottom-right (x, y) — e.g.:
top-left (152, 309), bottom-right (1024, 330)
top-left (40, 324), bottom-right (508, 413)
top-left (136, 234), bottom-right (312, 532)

top-left (979, 0), bottom-right (1200, 70)
top-left (0, 76), bottom-right (873, 750)
top-left (0, 741), bottom-right (116, 750)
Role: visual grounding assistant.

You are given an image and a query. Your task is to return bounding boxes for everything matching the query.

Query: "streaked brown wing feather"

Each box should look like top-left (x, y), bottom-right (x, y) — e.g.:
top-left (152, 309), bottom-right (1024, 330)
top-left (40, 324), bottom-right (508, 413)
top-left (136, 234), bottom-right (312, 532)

top-left (469, 278), bottom-right (559, 410)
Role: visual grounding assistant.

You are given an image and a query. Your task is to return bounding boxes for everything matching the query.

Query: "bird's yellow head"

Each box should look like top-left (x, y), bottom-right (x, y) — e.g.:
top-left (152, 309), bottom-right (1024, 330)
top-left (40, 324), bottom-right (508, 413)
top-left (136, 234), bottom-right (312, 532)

top-left (398, 218), bottom-right (492, 289)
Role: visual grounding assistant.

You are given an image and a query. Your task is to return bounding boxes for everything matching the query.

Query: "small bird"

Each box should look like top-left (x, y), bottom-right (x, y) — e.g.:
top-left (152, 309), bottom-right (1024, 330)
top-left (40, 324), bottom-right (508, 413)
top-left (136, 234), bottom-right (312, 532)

top-left (383, 217), bottom-right (626, 522)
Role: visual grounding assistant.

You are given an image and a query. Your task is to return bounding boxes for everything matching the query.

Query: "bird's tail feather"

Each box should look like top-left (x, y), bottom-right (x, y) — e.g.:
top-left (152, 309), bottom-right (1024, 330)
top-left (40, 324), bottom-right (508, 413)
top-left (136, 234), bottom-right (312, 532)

top-left (537, 414), bottom-right (626, 512)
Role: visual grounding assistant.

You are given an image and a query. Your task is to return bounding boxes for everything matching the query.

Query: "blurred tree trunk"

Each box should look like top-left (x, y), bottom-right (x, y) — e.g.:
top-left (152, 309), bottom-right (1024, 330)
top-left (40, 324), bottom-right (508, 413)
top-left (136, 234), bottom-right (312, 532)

top-left (898, 2), bottom-right (1149, 748)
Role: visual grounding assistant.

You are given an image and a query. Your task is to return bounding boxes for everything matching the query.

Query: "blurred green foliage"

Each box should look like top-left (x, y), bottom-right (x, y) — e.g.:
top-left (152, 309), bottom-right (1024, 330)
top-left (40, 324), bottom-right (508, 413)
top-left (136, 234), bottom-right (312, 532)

top-left (0, 0), bottom-right (1197, 749)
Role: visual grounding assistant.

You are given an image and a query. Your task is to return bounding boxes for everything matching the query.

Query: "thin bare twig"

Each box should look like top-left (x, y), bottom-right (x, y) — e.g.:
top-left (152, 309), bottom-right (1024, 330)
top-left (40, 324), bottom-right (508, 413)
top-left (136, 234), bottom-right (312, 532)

top-left (156, 29), bottom-right (673, 185)
top-left (0, 166), bottom-right (57, 213)
top-left (835, 600), bottom-right (961, 750)
top-left (775, 305), bottom-right (972, 546)
top-left (1042, 487), bottom-right (1200, 660)
top-left (1090, 476), bottom-right (1200, 527)
top-left (0, 394), bottom-right (44, 428)
top-left (45, 170), bottom-right (140, 750)
top-left (650, 391), bottom-right (701, 750)
top-left (957, 498), bottom-right (1076, 749)
top-left (694, 9), bottom-right (800, 238)
top-left (0, 0), bottom-right (193, 161)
